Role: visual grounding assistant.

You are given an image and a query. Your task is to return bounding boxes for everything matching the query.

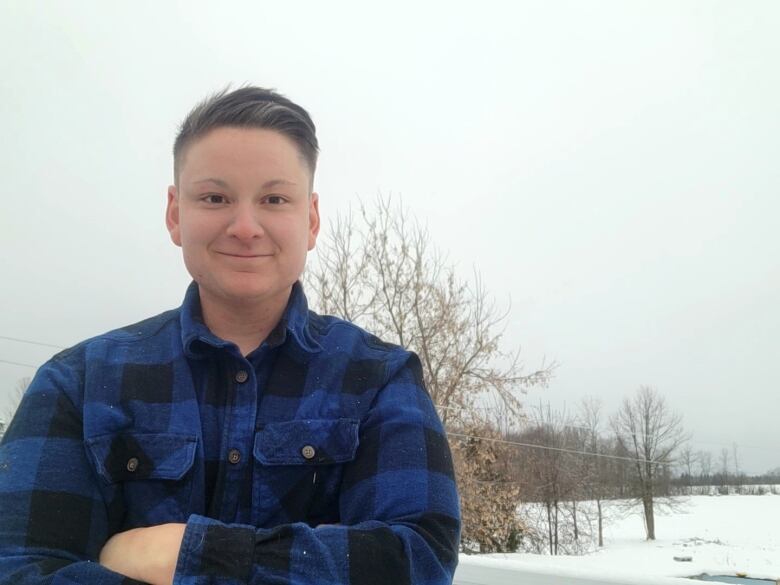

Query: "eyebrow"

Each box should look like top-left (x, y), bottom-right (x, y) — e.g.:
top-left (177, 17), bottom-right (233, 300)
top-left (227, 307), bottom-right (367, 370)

top-left (192, 178), bottom-right (298, 189)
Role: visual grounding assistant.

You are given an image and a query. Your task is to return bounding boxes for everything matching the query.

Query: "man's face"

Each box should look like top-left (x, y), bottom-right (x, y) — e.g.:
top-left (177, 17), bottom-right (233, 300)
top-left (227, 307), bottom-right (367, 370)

top-left (166, 127), bottom-right (319, 308)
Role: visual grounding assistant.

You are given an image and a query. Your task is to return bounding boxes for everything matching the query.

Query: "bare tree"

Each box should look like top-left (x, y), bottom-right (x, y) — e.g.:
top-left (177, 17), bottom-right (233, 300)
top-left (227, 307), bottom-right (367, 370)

top-left (732, 442), bottom-right (743, 488)
top-left (610, 386), bottom-right (687, 540)
top-left (510, 403), bottom-right (589, 555)
top-left (719, 447), bottom-right (730, 487)
top-left (697, 450), bottom-right (712, 483)
top-left (307, 197), bottom-right (553, 422)
top-left (530, 404), bottom-right (570, 555)
top-left (577, 397), bottom-right (612, 547)
top-left (305, 196), bottom-right (554, 551)
top-left (0, 377), bottom-right (31, 443)
top-left (678, 446), bottom-right (698, 495)
top-left (4, 377), bottom-right (30, 422)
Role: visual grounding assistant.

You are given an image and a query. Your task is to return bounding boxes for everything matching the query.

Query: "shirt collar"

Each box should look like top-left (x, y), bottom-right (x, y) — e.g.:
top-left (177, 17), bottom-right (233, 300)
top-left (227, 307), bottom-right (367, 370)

top-left (180, 281), bottom-right (323, 359)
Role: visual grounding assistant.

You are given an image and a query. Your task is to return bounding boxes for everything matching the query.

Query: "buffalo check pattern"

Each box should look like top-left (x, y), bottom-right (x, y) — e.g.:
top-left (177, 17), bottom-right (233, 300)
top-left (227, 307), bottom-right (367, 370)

top-left (0, 282), bottom-right (460, 584)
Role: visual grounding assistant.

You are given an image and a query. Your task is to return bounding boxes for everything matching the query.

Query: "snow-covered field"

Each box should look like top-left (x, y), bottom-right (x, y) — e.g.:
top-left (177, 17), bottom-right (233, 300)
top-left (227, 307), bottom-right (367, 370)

top-left (461, 494), bottom-right (780, 582)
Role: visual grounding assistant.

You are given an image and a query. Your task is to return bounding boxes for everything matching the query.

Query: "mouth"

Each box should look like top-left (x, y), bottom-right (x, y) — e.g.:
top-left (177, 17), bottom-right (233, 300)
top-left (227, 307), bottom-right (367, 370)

top-left (216, 252), bottom-right (273, 259)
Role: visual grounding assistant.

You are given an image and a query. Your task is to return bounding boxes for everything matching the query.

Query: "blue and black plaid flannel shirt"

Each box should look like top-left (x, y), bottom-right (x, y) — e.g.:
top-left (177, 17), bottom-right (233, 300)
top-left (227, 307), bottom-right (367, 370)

top-left (0, 282), bottom-right (460, 584)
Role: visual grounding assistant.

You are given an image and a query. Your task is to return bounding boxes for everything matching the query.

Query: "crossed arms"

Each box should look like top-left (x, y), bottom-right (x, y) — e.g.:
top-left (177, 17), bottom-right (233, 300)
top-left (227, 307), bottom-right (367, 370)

top-left (0, 355), bottom-right (460, 584)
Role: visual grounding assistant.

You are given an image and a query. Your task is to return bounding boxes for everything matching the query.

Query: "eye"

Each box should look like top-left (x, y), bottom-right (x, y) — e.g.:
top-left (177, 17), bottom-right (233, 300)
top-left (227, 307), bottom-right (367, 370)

top-left (265, 195), bottom-right (285, 205)
top-left (202, 193), bottom-right (226, 204)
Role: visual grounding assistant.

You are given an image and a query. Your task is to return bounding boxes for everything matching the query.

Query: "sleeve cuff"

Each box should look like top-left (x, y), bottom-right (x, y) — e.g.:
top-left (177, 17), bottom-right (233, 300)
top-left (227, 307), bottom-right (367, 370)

top-left (174, 514), bottom-right (255, 584)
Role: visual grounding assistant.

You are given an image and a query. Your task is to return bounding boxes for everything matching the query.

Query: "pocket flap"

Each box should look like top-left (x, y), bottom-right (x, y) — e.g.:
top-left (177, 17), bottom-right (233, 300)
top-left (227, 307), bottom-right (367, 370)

top-left (86, 433), bottom-right (197, 483)
top-left (254, 418), bottom-right (359, 465)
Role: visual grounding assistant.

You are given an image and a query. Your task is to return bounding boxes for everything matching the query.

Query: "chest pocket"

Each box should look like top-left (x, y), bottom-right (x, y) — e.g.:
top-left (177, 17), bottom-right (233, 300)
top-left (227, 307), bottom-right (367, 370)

top-left (252, 418), bottom-right (359, 526)
top-left (86, 433), bottom-right (198, 528)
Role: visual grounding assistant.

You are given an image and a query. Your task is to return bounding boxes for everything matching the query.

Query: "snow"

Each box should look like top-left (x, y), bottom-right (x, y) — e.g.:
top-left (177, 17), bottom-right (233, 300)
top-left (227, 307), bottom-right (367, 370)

top-left (459, 494), bottom-right (780, 582)
top-left (455, 556), bottom-right (694, 584)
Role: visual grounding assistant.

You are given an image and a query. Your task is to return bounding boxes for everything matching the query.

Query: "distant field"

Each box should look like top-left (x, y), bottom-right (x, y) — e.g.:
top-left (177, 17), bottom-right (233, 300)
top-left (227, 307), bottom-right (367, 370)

top-left (470, 494), bottom-right (780, 581)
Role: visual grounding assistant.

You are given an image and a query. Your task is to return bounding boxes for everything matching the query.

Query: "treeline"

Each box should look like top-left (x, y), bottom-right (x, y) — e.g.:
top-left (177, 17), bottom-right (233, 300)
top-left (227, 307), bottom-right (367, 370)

top-left (503, 389), bottom-right (684, 554)
top-left (457, 391), bottom-right (779, 555)
top-left (674, 444), bottom-right (780, 492)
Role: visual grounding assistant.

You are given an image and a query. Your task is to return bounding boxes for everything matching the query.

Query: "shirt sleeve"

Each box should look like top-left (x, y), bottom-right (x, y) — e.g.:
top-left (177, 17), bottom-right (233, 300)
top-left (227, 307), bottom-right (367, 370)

top-left (0, 359), bottom-right (136, 585)
top-left (173, 353), bottom-right (461, 585)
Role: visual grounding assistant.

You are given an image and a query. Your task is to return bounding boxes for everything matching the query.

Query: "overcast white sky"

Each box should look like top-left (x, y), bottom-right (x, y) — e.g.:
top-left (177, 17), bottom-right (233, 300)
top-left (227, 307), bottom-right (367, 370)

top-left (1, 2), bottom-right (778, 473)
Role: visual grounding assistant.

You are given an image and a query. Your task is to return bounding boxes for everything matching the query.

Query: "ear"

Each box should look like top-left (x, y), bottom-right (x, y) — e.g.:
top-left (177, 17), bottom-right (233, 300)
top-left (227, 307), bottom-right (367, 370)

top-left (166, 185), bottom-right (182, 247)
top-left (307, 192), bottom-right (320, 251)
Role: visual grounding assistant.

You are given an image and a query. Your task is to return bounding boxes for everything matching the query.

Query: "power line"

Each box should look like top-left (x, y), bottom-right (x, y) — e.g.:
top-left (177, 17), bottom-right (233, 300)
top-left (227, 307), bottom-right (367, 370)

top-left (446, 431), bottom-right (673, 467)
top-left (0, 358), bottom-right (39, 369)
top-left (0, 335), bottom-right (65, 350)
top-left (437, 403), bottom-right (779, 453)
top-left (0, 335), bottom-right (60, 371)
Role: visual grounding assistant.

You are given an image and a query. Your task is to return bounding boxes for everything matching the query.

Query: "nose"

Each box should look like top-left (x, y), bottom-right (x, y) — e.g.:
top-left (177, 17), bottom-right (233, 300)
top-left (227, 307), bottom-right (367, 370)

top-left (226, 201), bottom-right (265, 241)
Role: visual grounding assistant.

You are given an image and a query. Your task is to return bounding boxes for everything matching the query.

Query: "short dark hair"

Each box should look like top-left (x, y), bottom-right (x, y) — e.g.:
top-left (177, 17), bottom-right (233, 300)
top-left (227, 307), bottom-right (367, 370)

top-left (173, 86), bottom-right (319, 184)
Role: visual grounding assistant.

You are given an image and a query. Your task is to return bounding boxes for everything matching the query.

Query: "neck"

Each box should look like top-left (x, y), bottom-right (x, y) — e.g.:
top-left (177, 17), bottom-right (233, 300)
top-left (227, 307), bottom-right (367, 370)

top-left (199, 286), bottom-right (292, 356)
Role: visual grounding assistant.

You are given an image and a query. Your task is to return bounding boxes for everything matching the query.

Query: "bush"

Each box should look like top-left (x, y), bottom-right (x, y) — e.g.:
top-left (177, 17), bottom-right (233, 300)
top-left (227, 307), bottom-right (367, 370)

top-left (451, 424), bottom-right (524, 553)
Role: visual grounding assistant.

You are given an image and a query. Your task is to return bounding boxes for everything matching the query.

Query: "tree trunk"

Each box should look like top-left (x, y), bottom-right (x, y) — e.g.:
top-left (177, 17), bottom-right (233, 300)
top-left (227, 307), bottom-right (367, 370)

top-left (597, 498), bottom-right (603, 547)
top-left (643, 494), bottom-right (655, 540)
top-left (546, 501), bottom-right (553, 555)
top-left (572, 500), bottom-right (579, 541)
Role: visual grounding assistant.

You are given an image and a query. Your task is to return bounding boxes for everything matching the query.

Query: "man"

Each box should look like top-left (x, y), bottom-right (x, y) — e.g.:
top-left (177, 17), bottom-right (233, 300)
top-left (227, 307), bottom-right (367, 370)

top-left (0, 87), bottom-right (460, 584)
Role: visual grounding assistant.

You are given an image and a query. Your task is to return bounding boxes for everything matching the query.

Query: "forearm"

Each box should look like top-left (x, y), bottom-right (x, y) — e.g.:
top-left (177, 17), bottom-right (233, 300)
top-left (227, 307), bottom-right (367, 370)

top-left (174, 514), bottom-right (459, 584)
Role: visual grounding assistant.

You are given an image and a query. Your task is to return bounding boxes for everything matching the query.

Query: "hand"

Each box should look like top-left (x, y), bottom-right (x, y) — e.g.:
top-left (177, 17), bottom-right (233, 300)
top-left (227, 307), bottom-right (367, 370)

top-left (99, 523), bottom-right (186, 585)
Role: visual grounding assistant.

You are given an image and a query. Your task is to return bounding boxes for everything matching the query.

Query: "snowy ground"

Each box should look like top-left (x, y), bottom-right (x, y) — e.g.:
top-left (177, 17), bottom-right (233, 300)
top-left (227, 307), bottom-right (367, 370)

top-left (464, 494), bottom-right (780, 582)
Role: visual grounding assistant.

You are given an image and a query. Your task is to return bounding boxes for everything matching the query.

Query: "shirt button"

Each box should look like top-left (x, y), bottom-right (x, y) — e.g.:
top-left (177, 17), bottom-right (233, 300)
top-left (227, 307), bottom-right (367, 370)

top-left (126, 457), bottom-right (139, 472)
top-left (235, 370), bottom-right (249, 383)
top-left (301, 445), bottom-right (316, 460)
top-left (228, 449), bottom-right (242, 464)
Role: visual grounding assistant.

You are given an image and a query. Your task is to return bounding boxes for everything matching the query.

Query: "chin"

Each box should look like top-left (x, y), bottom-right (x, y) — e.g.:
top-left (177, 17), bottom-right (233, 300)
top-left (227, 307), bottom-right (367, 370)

top-left (217, 276), bottom-right (293, 304)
